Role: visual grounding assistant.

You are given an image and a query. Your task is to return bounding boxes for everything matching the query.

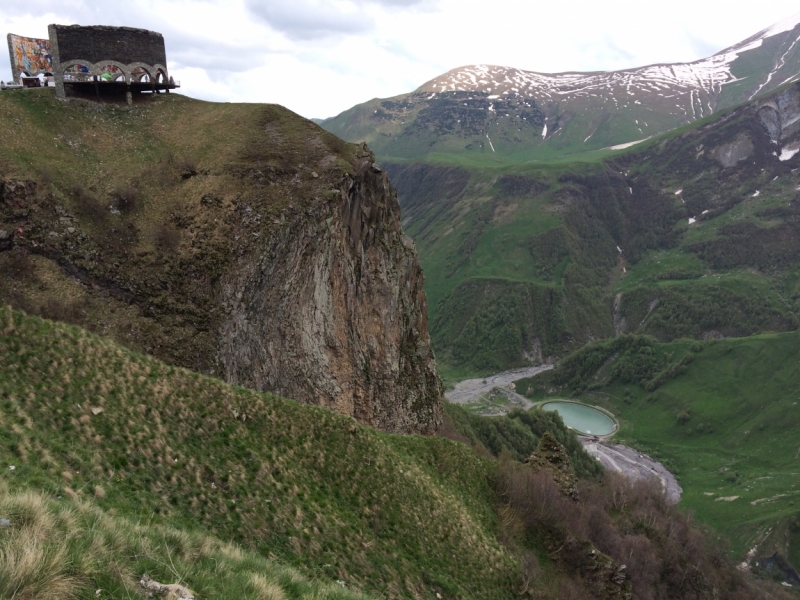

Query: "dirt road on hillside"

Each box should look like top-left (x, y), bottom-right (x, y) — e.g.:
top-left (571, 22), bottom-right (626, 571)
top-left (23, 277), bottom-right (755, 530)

top-left (581, 440), bottom-right (682, 504)
top-left (444, 365), bottom-right (554, 406)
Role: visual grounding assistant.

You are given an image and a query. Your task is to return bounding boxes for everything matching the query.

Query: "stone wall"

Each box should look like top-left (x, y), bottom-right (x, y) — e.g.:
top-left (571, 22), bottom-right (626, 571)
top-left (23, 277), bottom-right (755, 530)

top-left (49, 25), bottom-right (166, 66)
top-left (47, 24), bottom-right (170, 100)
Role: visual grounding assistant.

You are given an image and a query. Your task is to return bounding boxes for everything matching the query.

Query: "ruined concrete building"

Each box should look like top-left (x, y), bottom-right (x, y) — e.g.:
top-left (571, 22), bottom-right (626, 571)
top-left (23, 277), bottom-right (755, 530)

top-left (6, 24), bottom-right (178, 102)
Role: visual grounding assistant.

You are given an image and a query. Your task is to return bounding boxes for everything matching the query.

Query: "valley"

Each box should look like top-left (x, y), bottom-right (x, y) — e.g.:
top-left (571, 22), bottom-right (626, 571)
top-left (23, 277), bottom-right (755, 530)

top-left (315, 10), bottom-right (800, 591)
top-left (444, 365), bottom-right (683, 505)
top-left (4, 8), bottom-right (800, 599)
top-left (514, 331), bottom-right (800, 562)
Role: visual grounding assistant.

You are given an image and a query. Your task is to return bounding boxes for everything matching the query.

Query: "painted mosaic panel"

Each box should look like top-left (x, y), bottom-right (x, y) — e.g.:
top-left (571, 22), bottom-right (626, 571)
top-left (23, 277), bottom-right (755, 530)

top-left (8, 34), bottom-right (53, 76)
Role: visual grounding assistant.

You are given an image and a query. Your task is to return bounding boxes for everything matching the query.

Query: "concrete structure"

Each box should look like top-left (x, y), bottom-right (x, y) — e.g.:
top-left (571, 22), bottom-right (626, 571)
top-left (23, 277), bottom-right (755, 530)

top-left (7, 25), bottom-right (177, 103)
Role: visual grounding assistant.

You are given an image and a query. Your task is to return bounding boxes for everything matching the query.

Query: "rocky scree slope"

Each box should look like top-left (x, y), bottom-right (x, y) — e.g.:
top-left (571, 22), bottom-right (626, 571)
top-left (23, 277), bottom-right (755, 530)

top-left (0, 91), bottom-right (441, 434)
top-left (321, 13), bottom-right (800, 162)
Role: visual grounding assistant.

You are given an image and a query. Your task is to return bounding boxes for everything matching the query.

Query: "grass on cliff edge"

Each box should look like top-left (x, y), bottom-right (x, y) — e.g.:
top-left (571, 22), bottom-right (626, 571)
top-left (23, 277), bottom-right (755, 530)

top-left (0, 305), bottom-right (517, 600)
top-left (519, 332), bottom-right (800, 560)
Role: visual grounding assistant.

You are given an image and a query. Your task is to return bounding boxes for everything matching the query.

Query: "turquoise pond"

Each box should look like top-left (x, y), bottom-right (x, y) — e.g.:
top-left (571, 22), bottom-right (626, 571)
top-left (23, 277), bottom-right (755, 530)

top-left (541, 402), bottom-right (616, 436)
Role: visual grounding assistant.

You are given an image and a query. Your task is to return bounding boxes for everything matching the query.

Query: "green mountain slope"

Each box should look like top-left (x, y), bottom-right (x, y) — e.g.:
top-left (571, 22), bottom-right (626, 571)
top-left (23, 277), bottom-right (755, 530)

top-left (386, 80), bottom-right (800, 379)
top-left (321, 15), bottom-right (800, 164)
top-left (0, 306), bottom-right (514, 599)
top-left (517, 331), bottom-right (800, 569)
top-left (0, 481), bottom-right (373, 600)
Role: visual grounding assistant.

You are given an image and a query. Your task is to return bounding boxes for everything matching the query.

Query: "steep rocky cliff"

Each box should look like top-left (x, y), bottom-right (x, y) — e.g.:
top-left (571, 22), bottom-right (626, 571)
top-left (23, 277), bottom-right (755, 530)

top-left (0, 92), bottom-right (441, 434)
top-left (218, 151), bottom-right (441, 433)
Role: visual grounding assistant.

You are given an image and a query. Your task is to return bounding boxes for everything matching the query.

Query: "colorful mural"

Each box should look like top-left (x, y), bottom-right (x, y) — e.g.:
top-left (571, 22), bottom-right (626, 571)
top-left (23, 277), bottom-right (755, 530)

top-left (63, 64), bottom-right (91, 82)
top-left (8, 34), bottom-right (53, 77)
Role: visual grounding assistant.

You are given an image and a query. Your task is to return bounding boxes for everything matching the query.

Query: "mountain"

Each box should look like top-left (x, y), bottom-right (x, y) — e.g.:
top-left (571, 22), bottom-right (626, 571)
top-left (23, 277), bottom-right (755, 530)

top-left (381, 78), bottom-right (800, 381)
top-left (0, 91), bottom-right (440, 434)
top-left (0, 60), bottom-right (796, 599)
top-left (321, 13), bottom-right (800, 163)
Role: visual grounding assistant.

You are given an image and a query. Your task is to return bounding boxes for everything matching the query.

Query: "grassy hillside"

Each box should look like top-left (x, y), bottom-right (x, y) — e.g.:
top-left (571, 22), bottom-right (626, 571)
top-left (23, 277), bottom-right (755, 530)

top-left (1, 306), bottom-right (789, 598)
top-left (518, 332), bottom-right (800, 562)
top-left (0, 305), bottom-right (516, 599)
top-left (0, 481), bottom-right (372, 600)
top-left (319, 91), bottom-right (670, 165)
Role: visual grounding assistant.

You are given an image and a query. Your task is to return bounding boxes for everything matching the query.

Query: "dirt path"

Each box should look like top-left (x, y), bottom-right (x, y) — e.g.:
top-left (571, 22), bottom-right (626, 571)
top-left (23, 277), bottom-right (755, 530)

top-left (444, 365), bottom-right (553, 406)
top-left (581, 440), bottom-right (682, 504)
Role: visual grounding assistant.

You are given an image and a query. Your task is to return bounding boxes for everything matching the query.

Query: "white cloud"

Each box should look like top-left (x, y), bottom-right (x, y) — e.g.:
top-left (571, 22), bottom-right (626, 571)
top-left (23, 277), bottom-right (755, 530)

top-left (245, 0), bottom-right (375, 39)
top-left (1, 0), bottom-right (798, 117)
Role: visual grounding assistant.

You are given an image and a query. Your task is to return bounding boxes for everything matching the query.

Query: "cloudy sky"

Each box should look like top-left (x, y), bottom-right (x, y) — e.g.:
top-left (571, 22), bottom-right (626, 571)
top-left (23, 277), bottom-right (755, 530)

top-left (2, 1), bottom-right (799, 118)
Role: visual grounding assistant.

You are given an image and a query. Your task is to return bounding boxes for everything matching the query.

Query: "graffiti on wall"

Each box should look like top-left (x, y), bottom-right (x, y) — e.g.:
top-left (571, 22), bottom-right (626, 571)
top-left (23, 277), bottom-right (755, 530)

top-left (8, 34), bottom-right (53, 76)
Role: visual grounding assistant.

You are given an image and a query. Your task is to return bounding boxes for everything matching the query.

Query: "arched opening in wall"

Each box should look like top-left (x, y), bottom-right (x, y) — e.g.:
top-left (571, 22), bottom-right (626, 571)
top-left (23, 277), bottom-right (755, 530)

top-left (156, 69), bottom-right (167, 85)
top-left (63, 63), bottom-right (128, 101)
top-left (132, 67), bottom-right (152, 83)
top-left (63, 64), bottom-right (91, 82)
top-left (98, 64), bottom-right (126, 83)
top-left (19, 70), bottom-right (42, 88)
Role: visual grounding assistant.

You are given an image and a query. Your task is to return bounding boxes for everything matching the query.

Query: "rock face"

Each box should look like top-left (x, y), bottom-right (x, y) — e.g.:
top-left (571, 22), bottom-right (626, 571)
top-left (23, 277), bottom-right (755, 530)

top-left (525, 432), bottom-right (579, 500)
top-left (0, 99), bottom-right (442, 435)
top-left (219, 157), bottom-right (442, 434)
top-left (758, 85), bottom-right (800, 143)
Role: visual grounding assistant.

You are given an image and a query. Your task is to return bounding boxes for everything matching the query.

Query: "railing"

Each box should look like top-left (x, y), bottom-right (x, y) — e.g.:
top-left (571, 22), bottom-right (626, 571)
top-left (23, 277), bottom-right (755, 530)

top-left (0, 78), bottom-right (181, 90)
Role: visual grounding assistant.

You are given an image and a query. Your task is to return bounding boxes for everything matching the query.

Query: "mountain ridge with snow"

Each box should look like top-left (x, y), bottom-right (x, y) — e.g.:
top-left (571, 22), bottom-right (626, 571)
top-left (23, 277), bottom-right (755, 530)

top-left (417, 12), bottom-right (800, 110)
top-left (321, 12), bottom-right (800, 162)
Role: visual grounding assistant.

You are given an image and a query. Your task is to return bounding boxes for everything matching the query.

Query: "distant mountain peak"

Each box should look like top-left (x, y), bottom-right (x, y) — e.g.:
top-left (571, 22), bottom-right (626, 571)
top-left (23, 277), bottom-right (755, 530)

top-left (416, 12), bottom-right (800, 113)
top-left (741, 10), bottom-right (800, 47)
top-left (323, 12), bottom-right (800, 162)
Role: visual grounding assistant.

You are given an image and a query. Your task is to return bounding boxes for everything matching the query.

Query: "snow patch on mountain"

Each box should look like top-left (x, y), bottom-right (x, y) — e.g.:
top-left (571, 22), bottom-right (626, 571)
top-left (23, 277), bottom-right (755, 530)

top-left (780, 147), bottom-right (799, 161)
top-left (761, 11), bottom-right (800, 38)
top-left (417, 13), bottom-right (800, 122)
top-left (606, 138), bottom-right (650, 150)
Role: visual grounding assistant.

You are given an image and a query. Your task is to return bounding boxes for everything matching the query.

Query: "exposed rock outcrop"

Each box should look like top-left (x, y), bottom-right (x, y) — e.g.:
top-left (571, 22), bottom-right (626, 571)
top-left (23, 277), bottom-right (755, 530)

top-left (525, 431), bottom-right (579, 500)
top-left (219, 155), bottom-right (442, 434)
top-left (758, 85), bottom-right (800, 143)
top-left (0, 100), bottom-right (442, 435)
top-left (140, 574), bottom-right (196, 599)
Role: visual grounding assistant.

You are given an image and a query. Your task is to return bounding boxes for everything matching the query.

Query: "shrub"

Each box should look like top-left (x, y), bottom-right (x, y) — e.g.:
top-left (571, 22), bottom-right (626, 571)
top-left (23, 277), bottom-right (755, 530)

top-left (494, 462), bottom-right (784, 600)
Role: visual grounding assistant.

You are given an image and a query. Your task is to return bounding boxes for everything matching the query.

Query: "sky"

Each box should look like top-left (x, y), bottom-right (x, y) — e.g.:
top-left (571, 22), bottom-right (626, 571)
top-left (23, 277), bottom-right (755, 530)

top-left (2, 1), bottom-right (800, 119)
